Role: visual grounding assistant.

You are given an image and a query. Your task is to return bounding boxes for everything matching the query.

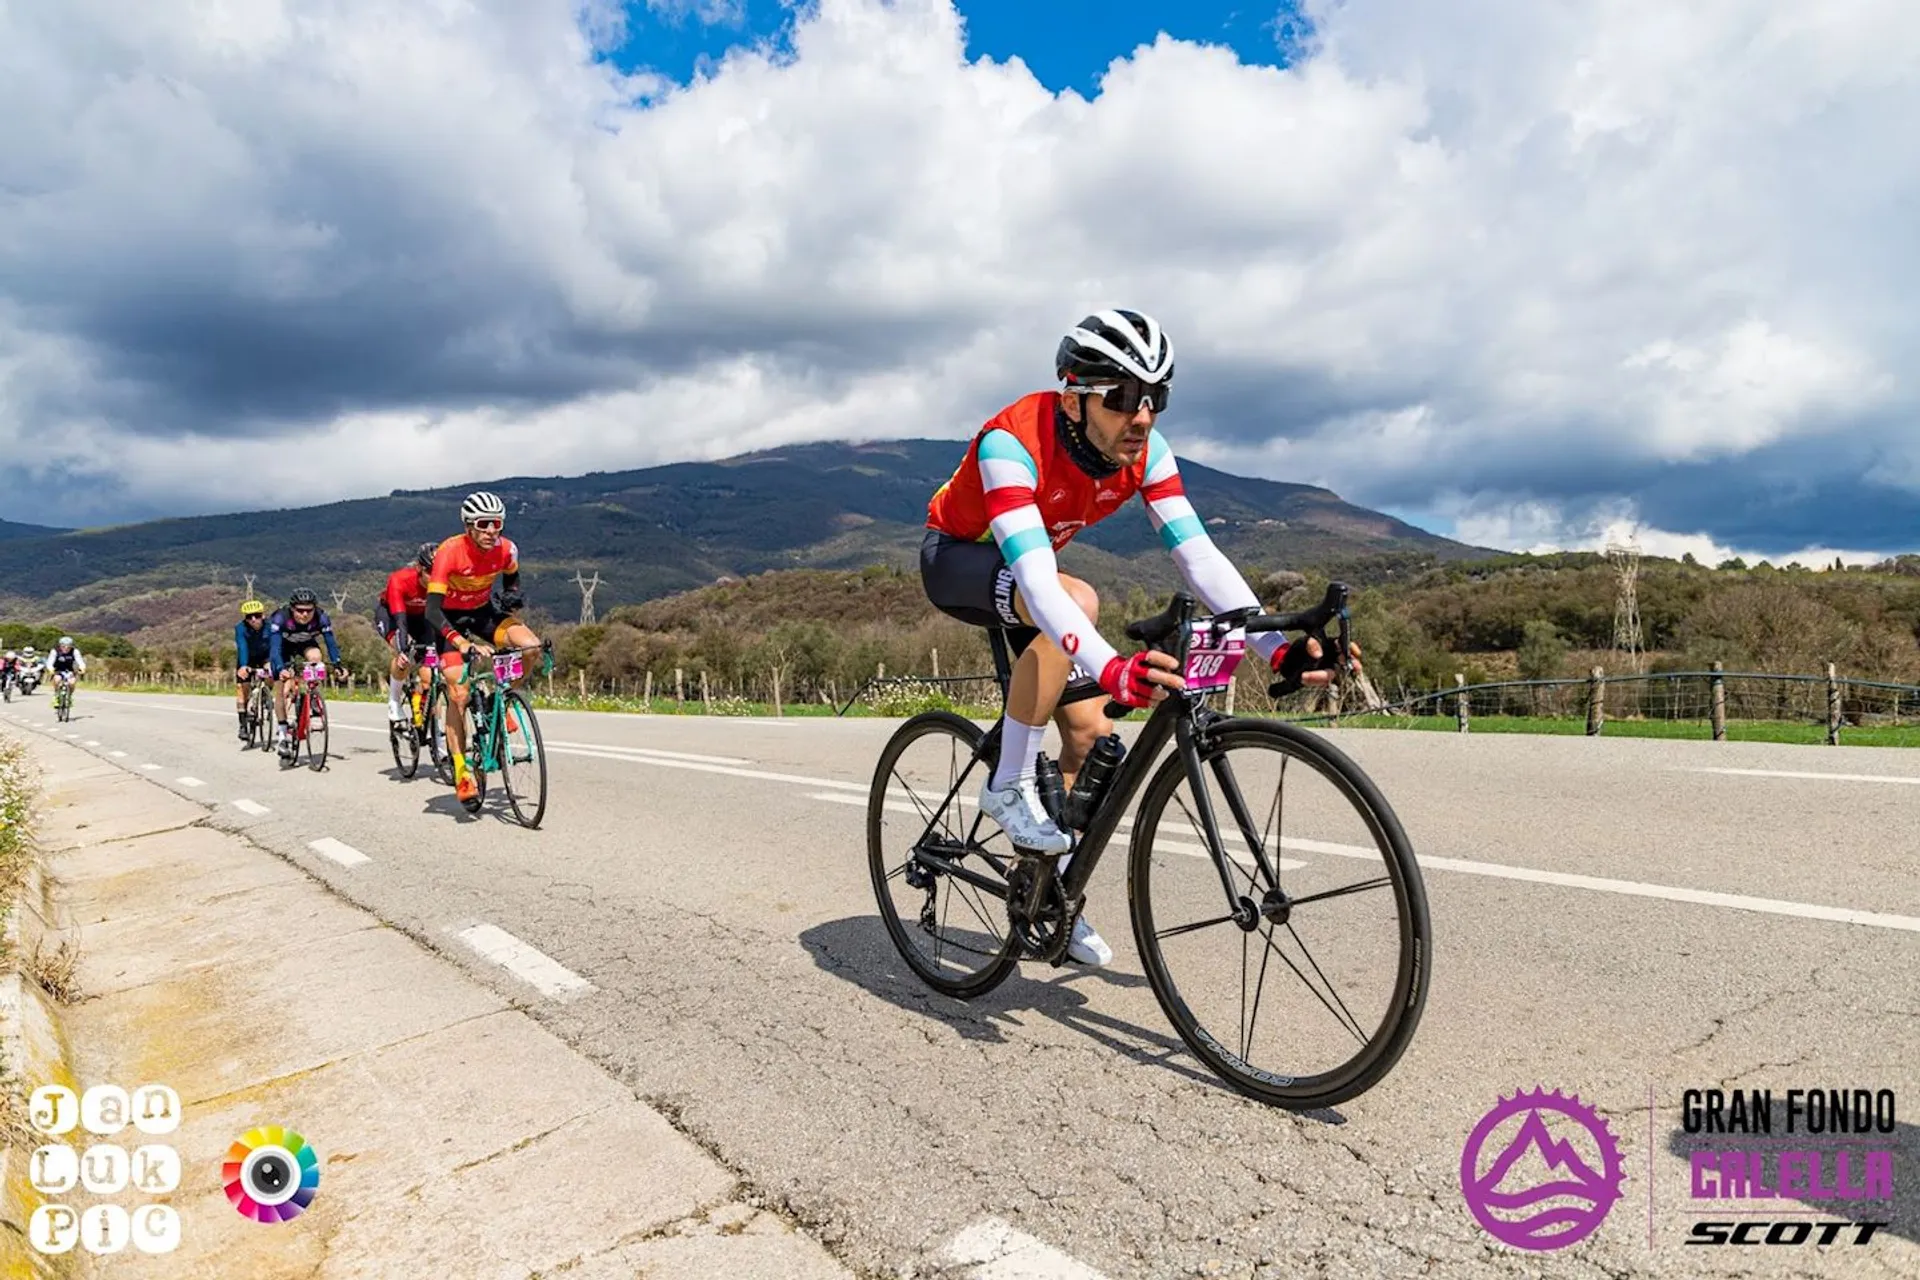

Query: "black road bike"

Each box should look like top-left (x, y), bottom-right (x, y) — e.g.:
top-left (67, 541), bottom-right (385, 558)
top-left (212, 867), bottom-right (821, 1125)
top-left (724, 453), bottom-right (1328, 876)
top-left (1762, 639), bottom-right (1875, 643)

top-left (867, 584), bottom-right (1431, 1109)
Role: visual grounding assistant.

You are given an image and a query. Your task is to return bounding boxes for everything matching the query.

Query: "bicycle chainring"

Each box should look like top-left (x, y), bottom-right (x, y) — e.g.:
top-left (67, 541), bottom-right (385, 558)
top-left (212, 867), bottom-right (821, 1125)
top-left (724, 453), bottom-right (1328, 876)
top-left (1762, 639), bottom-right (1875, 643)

top-left (1005, 859), bottom-right (1068, 959)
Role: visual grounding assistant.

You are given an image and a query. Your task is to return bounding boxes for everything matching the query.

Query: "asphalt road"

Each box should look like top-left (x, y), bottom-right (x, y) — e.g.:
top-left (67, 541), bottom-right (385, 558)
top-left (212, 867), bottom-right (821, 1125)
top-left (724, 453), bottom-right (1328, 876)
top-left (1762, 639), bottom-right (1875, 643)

top-left (5, 690), bottom-right (1916, 1280)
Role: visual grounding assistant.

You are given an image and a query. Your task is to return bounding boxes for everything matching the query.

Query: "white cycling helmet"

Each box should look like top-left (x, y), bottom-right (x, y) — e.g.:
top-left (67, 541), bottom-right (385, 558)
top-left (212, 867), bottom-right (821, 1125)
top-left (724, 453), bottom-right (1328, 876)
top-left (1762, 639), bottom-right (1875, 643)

top-left (1057, 308), bottom-right (1175, 387)
top-left (57, 637), bottom-right (73, 648)
top-left (460, 490), bottom-right (506, 525)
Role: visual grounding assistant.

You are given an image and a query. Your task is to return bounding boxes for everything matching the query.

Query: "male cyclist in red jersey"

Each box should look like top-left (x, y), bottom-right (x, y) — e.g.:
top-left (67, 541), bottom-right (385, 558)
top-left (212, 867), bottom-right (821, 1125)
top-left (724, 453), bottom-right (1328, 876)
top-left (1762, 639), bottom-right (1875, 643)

top-left (375, 543), bottom-right (438, 730)
top-left (923, 308), bottom-right (1356, 966)
top-left (424, 491), bottom-right (543, 811)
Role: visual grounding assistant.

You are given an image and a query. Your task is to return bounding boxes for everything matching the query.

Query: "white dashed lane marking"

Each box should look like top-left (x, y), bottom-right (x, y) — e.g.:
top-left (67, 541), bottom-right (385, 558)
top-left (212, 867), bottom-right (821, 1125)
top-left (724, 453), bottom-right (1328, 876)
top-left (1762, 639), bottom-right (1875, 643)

top-left (452, 924), bottom-right (594, 1000)
top-left (308, 838), bottom-right (370, 867)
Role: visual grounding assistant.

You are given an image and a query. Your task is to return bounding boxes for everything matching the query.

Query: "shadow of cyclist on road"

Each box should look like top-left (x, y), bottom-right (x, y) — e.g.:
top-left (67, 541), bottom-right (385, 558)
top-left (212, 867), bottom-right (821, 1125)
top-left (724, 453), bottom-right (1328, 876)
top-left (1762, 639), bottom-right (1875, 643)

top-left (800, 915), bottom-right (1343, 1106)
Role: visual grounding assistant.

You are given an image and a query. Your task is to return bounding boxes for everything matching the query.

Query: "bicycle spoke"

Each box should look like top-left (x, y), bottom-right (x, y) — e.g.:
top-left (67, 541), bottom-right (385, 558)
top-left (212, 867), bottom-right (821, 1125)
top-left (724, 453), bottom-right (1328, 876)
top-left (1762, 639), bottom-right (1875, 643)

top-left (1155, 911), bottom-right (1242, 940)
top-left (1287, 876), bottom-right (1395, 908)
top-left (1274, 922), bottom-right (1369, 1044)
top-left (1243, 926), bottom-right (1275, 1062)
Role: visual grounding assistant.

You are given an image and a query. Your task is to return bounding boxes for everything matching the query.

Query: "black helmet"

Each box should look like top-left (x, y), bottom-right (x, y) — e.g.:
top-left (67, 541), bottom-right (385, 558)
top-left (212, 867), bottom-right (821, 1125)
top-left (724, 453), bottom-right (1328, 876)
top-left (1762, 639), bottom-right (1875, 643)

top-left (415, 542), bottom-right (438, 571)
top-left (289, 588), bottom-right (319, 607)
top-left (1056, 308), bottom-right (1175, 387)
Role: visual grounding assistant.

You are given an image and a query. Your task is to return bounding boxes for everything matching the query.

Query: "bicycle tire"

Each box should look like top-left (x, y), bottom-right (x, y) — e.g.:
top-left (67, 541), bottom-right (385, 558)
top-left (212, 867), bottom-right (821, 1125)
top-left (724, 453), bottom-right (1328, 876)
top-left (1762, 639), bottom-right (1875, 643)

top-left (306, 689), bottom-right (329, 771)
top-left (426, 682), bottom-right (451, 784)
top-left (391, 712), bottom-right (419, 777)
top-left (1127, 718), bottom-right (1430, 1110)
top-left (498, 690), bottom-right (547, 828)
top-left (867, 710), bottom-right (1021, 999)
top-left (469, 688), bottom-right (491, 805)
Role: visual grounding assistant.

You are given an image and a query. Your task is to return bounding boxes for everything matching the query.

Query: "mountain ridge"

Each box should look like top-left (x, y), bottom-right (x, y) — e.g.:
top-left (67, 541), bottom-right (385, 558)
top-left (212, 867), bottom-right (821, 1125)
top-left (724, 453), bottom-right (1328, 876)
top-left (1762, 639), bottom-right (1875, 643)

top-left (0, 437), bottom-right (1495, 645)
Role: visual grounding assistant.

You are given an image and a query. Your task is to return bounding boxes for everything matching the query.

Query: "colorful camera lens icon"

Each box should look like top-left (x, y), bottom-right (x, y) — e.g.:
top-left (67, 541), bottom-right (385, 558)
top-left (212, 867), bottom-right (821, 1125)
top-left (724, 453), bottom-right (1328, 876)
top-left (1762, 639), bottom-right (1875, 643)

top-left (223, 1126), bottom-right (320, 1224)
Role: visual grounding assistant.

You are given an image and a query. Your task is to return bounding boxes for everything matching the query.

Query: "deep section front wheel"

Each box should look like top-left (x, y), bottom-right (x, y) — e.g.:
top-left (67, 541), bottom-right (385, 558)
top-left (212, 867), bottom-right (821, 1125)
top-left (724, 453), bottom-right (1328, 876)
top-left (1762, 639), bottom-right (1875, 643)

top-left (498, 690), bottom-right (547, 828)
top-left (1127, 718), bottom-right (1430, 1109)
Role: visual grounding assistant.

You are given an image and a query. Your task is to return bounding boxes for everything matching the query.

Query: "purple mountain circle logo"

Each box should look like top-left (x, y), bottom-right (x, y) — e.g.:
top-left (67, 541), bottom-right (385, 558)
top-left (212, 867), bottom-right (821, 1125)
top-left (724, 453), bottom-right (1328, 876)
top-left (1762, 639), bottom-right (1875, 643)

top-left (1459, 1087), bottom-right (1626, 1251)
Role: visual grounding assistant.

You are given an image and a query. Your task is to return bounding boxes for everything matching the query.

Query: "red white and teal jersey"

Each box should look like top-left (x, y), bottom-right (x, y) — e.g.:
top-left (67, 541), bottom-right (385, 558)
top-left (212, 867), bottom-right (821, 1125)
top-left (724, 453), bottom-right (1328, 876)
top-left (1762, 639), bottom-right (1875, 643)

top-left (928, 390), bottom-right (1284, 684)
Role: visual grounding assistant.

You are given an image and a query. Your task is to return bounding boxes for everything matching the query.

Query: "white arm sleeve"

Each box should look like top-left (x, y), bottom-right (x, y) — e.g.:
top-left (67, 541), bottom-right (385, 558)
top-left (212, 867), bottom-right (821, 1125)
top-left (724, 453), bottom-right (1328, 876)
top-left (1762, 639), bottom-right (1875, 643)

top-left (1141, 430), bottom-right (1287, 665)
top-left (977, 429), bottom-right (1120, 683)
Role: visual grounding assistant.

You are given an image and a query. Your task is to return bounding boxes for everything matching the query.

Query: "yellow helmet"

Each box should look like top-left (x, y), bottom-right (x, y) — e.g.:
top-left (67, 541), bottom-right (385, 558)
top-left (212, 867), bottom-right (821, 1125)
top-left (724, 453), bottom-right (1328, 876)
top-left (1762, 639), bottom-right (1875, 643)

top-left (240, 599), bottom-right (266, 616)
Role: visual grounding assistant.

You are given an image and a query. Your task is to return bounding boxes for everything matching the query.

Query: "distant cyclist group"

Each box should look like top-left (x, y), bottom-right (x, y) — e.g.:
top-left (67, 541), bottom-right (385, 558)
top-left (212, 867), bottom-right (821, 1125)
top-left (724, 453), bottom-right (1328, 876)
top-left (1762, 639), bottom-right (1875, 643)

top-left (230, 489), bottom-right (550, 817)
top-left (1, 639), bottom-right (86, 719)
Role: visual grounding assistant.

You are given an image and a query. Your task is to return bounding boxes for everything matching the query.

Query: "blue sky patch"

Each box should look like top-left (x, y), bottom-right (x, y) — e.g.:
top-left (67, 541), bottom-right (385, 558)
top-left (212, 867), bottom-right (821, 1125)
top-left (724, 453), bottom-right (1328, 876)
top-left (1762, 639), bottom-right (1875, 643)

top-left (602, 1), bottom-right (1316, 93)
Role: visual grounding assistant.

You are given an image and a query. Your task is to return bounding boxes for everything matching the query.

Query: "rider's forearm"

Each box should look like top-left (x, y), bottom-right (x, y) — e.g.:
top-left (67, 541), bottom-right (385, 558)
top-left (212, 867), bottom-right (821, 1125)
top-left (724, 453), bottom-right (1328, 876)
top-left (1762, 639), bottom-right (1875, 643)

top-left (424, 592), bottom-right (458, 644)
top-left (1143, 433), bottom-right (1285, 664)
top-left (1163, 532), bottom-right (1286, 665)
top-left (322, 629), bottom-right (341, 665)
top-left (989, 508), bottom-right (1120, 681)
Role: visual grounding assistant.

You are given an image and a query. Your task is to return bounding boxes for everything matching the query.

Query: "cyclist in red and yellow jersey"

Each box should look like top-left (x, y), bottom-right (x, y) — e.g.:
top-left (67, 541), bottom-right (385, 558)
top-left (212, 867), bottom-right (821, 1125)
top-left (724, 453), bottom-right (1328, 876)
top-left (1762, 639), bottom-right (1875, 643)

top-left (425, 491), bottom-right (543, 811)
top-left (375, 543), bottom-right (438, 730)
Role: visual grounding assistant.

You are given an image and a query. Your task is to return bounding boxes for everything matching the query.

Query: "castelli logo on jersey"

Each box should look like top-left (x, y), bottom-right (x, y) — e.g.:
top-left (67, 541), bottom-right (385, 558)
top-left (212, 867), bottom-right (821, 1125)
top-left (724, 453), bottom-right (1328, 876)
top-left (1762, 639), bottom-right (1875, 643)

top-left (1096, 488), bottom-right (1121, 505)
top-left (1063, 634), bottom-right (1080, 655)
top-left (1049, 488), bottom-right (1068, 504)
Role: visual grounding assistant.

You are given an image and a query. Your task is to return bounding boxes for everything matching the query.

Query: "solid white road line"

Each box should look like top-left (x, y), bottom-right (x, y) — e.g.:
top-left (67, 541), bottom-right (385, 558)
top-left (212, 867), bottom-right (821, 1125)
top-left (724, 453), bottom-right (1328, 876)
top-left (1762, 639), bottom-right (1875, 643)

top-left (938, 1219), bottom-right (1110, 1280)
top-left (89, 691), bottom-right (1920, 933)
top-left (232, 799), bottom-right (271, 816)
top-left (1679, 766), bottom-right (1920, 786)
top-left (452, 924), bottom-right (594, 1000)
top-left (308, 837), bottom-right (370, 867)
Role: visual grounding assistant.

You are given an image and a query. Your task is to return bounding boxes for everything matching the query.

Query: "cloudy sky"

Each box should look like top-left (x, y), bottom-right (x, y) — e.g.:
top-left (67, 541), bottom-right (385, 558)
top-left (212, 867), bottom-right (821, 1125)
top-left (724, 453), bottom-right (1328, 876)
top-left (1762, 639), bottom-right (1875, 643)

top-left (2, 0), bottom-right (1915, 566)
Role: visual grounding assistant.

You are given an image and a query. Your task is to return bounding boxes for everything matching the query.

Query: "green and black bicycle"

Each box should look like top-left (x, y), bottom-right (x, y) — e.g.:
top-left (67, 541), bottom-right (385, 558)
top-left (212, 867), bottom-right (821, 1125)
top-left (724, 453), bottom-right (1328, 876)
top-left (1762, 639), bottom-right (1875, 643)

top-left (867, 584), bottom-right (1430, 1110)
top-left (440, 642), bottom-right (552, 828)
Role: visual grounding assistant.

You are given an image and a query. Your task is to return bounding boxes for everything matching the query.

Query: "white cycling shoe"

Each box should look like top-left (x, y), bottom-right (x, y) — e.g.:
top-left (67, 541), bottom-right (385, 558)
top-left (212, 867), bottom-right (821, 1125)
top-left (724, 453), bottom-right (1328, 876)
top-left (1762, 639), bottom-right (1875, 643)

top-left (978, 777), bottom-right (1073, 854)
top-left (1066, 915), bottom-right (1113, 968)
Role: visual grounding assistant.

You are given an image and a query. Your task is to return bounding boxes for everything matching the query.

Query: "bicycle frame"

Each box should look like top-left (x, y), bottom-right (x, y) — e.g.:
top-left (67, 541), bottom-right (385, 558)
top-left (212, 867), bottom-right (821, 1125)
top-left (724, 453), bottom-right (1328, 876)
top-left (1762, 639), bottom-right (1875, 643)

top-left (908, 586), bottom-right (1356, 929)
top-left (452, 645), bottom-right (549, 773)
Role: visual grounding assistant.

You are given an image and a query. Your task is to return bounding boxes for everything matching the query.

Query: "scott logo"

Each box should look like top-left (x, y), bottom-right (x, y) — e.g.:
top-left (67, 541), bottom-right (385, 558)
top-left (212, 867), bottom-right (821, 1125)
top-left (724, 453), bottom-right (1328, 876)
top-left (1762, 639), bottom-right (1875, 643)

top-left (1686, 1221), bottom-right (1885, 1246)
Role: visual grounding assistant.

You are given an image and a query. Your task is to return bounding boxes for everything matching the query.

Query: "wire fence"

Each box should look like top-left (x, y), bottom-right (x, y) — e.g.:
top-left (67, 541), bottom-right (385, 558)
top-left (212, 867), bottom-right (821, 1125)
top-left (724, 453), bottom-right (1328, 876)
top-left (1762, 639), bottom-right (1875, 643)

top-left (74, 660), bottom-right (1920, 743)
top-left (834, 660), bottom-right (1920, 744)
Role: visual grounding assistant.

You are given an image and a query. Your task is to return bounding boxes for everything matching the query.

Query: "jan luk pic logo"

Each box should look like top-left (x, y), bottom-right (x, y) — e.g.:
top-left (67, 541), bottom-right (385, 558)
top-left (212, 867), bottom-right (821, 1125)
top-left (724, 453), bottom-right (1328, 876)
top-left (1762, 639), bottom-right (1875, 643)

top-left (27, 1082), bottom-right (184, 1257)
top-left (1460, 1087), bottom-right (1627, 1251)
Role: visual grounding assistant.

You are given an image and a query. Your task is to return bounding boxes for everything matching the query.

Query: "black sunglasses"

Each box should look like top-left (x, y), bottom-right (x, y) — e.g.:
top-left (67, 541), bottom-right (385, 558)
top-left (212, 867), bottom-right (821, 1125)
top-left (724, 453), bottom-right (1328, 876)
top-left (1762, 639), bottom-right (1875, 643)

top-left (1072, 379), bottom-right (1169, 415)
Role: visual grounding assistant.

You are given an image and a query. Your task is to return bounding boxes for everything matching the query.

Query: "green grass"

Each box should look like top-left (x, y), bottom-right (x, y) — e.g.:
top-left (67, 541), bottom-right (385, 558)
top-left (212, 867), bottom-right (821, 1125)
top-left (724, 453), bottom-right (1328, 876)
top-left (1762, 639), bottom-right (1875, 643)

top-left (1330, 713), bottom-right (1920, 747)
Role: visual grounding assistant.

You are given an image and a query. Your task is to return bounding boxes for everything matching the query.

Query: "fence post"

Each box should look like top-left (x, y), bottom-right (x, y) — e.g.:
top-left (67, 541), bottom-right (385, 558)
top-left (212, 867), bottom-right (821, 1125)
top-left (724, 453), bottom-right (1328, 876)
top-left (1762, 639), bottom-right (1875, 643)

top-left (1586, 666), bottom-right (1605, 736)
top-left (675, 667), bottom-right (685, 705)
top-left (1710, 661), bottom-right (1726, 741)
top-left (771, 666), bottom-right (783, 717)
top-left (1454, 673), bottom-right (1469, 733)
top-left (1827, 662), bottom-right (1840, 745)
top-left (643, 671), bottom-right (653, 707)
top-left (877, 662), bottom-right (886, 680)
top-left (701, 669), bottom-right (711, 713)
top-left (1224, 670), bottom-right (1236, 716)
top-left (931, 648), bottom-right (940, 678)
top-left (577, 669), bottom-right (586, 699)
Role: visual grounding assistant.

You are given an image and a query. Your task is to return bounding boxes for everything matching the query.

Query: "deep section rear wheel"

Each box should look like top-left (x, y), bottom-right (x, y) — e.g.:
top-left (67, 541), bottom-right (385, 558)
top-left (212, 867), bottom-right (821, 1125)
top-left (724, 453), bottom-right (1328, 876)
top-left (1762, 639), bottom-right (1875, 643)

top-left (867, 711), bottom-right (1021, 999)
top-left (1128, 718), bottom-right (1429, 1109)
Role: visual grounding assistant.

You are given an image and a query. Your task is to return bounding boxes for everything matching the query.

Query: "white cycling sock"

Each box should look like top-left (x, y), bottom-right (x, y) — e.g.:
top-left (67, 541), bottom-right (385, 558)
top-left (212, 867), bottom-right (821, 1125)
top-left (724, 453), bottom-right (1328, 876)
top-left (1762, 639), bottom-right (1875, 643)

top-left (991, 717), bottom-right (1046, 793)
